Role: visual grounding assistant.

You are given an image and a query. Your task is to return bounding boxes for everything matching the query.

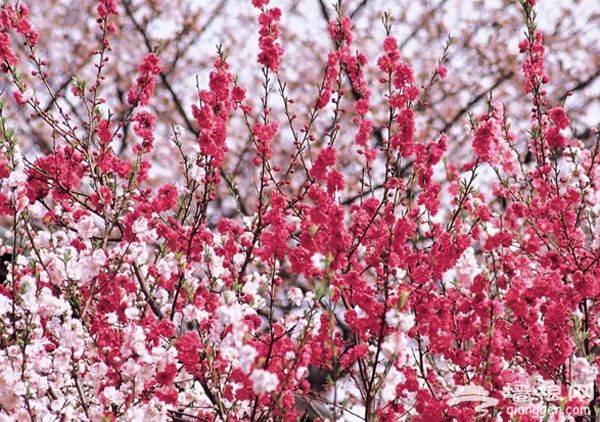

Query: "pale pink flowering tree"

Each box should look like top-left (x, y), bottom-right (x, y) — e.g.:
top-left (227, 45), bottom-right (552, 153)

top-left (1, 1), bottom-right (600, 422)
top-left (1, 0), bottom-right (599, 214)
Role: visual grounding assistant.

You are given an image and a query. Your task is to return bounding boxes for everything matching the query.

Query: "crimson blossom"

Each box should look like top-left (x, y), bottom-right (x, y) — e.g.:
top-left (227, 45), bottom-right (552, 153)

top-left (0, 0), bottom-right (599, 421)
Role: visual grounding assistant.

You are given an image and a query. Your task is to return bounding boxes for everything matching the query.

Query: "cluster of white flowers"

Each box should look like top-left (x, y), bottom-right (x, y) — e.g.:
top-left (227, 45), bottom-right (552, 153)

top-left (0, 273), bottom-right (92, 420)
top-left (454, 246), bottom-right (482, 287)
top-left (250, 369), bottom-right (280, 395)
top-left (572, 356), bottom-right (598, 386)
top-left (1, 143), bottom-right (29, 213)
top-left (132, 217), bottom-right (158, 243)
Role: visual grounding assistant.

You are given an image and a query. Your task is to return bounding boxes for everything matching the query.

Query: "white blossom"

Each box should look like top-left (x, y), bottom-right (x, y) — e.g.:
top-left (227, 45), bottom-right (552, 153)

top-left (311, 252), bottom-right (326, 271)
top-left (288, 287), bottom-right (303, 306)
top-left (239, 345), bottom-right (258, 374)
top-left (250, 369), bottom-right (279, 395)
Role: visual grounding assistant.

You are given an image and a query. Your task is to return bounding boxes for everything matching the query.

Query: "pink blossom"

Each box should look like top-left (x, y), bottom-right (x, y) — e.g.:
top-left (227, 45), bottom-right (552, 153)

top-left (127, 53), bottom-right (161, 106)
top-left (0, 33), bottom-right (19, 66)
top-left (437, 64), bottom-right (448, 79)
top-left (251, 0), bottom-right (269, 8)
top-left (0, 2), bottom-right (598, 421)
top-left (97, 0), bottom-right (119, 18)
top-left (12, 88), bottom-right (32, 105)
top-left (354, 98), bottom-right (369, 116)
top-left (548, 106), bottom-right (570, 129)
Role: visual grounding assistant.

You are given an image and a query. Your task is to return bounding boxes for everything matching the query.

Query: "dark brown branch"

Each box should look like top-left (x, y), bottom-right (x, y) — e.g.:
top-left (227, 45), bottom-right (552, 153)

top-left (439, 70), bottom-right (514, 134)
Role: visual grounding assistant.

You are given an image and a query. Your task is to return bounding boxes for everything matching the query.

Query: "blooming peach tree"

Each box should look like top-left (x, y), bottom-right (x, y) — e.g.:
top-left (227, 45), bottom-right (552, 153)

top-left (0, 0), bottom-right (599, 421)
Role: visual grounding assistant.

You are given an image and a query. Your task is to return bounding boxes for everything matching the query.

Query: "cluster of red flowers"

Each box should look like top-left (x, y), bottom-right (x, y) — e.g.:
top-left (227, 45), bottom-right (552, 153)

top-left (1, 3), bottom-right (38, 49)
top-left (0, 0), bottom-right (599, 421)
top-left (254, 3), bottom-right (284, 73)
top-left (127, 53), bottom-right (162, 107)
